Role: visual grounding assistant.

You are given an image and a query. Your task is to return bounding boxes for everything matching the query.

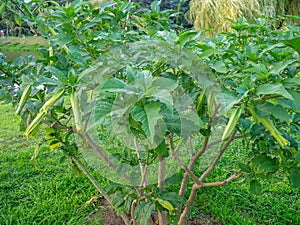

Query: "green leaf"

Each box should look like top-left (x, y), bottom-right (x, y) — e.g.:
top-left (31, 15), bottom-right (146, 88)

top-left (250, 179), bottom-right (262, 195)
top-left (243, 63), bottom-right (268, 74)
top-left (161, 192), bottom-right (183, 206)
top-left (257, 43), bottom-right (285, 58)
top-left (102, 78), bottom-right (135, 94)
top-left (110, 192), bottom-right (125, 209)
top-left (0, 2), bottom-right (6, 15)
top-left (63, 6), bottom-right (75, 17)
top-left (134, 202), bottom-right (155, 225)
top-left (238, 163), bottom-right (252, 173)
top-left (210, 61), bottom-right (228, 73)
top-left (217, 91), bottom-right (246, 114)
top-left (256, 102), bottom-right (290, 121)
top-left (289, 90), bottom-right (300, 113)
top-left (176, 30), bottom-right (202, 46)
top-left (270, 59), bottom-right (298, 75)
top-left (14, 15), bottom-right (22, 26)
top-left (288, 167), bottom-right (300, 188)
top-left (146, 77), bottom-right (177, 106)
top-left (156, 198), bottom-right (174, 211)
top-left (131, 102), bottom-right (165, 147)
top-left (45, 66), bottom-right (69, 84)
top-left (251, 155), bottom-right (279, 173)
top-left (256, 83), bottom-right (293, 100)
top-left (282, 37), bottom-right (300, 54)
top-left (154, 140), bottom-right (169, 157)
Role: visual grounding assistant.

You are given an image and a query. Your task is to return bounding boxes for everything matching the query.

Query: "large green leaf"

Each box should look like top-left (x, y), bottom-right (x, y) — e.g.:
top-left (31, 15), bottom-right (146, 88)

top-left (0, 2), bottom-right (6, 15)
top-left (289, 90), bottom-right (300, 113)
top-left (102, 78), bottom-right (136, 94)
top-left (256, 83), bottom-right (293, 100)
top-left (210, 61), bottom-right (228, 73)
top-left (131, 101), bottom-right (165, 147)
top-left (134, 202), bottom-right (155, 225)
top-left (217, 91), bottom-right (247, 114)
top-left (45, 66), bottom-right (69, 84)
top-left (256, 102), bottom-right (290, 121)
top-left (270, 59), bottom-right (298, 75)
top-left (251, 155), bottom-right (279, 173)
top-left (283, 37), bottom-right (300, 55)
top-left (288, 167), bottom-right (300, 188)
top-left (147, 77), bottom-right (177, 105)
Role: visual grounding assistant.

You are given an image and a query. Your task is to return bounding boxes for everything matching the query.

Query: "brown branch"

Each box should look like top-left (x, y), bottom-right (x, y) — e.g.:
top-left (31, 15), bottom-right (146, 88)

top-left (206, 135), bottom-right (244, 149)
top-left (168, 135), bottom-right (201, 186)
top-left (178, 184), bottom-right (199, 225)
top-left (179, 136), bottom-right (209, 197)
top-left (83, 132), bottom-right (133, 183)
top-left (199, 130), bottom-right (237, 183)
top-left (42, 120), bottom-right (75, 132)
top-left (72, 156), bottom-right (131, 225)
top-left (199, 171), bottom-right (243, 188)
top-left (131, 200), bottom-right (137, 225)
top-left (134, 138), bottom-right (147, 187)
top-left (158, 155), bottom-right (166, 189)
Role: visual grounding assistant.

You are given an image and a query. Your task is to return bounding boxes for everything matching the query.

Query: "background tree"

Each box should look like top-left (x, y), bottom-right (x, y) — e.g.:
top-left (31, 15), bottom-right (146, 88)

top-left (188, 0), bottom-right (300, 35)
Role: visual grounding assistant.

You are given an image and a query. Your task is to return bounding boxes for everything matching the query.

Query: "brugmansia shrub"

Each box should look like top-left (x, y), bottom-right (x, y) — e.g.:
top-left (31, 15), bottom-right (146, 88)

top-left (0, 1), bottom-right (299, 225)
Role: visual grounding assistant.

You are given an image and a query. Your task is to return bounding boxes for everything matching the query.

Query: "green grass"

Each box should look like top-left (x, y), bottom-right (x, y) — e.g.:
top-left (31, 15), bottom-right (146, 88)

top-left (0, 36), bottom-right (47, 50)
top-left (0, 103), bottom-right (299, 224)
top-left (0, 104), bottom-right (102, 225)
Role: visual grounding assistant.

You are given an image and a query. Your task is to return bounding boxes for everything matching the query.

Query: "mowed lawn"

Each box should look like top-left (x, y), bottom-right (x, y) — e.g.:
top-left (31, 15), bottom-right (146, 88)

top-left (0, 104), bottom-right (100, 225)
top-left (0, 103), bottom-right (299, 225)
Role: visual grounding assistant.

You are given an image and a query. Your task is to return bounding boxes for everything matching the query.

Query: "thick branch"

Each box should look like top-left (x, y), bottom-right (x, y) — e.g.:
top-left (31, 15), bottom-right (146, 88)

top-left (168, 135), bottom-right (201, 186)
top-left (72, 156), bottom-right (131, 225)
top-left (178, 184), bottom-right (199, 225)
top-left (158, 155), bottom-right (166, 189)
top-left (134, 138), bottom-right (147, 187)
top-left (179, 136), bottom-right (209, 197)
top-left (83, 132), bottom-right (117, 170)
top-left (199, 130), bottom-right (237, 183)
top-left (199, 172), bottom-right (243, 188)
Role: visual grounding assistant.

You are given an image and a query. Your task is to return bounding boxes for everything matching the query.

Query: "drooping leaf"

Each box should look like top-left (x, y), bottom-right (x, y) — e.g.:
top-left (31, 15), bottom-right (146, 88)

top-left (250, 179), bottom-right (262, 195)
top-left (134, 202), bottom-right (155, 225)
top-left (282, 37), bottom-right (300, 54)
top-left (45, 66), bottom-right (69, 84)
top-left (102, 78), bottom-right (135, 94)
top-left (256, 102), bottom-right (290, 121)
top-left (256, 83), bottom-right (293, 100)
top-left (251, 155), bottom-right (279, 173)
top-left (288, 167), bottom-right (300, 188)
top-left (210, 61), bottom-right (228, 73)
top-left (131, 101), bottom-right (166, 147)
top-left (270, 59), bottom-right (298, 75)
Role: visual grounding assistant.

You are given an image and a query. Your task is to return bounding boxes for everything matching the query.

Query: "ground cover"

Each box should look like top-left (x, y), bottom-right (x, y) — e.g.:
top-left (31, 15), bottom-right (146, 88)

top-left (0, 104), bottom-right (101, 225)
top-left (0, 36), bottom-right (47, 50)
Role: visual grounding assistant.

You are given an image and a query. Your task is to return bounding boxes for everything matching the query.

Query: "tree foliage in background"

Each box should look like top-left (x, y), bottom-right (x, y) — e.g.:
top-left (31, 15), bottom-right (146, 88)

top-left (188, 0), bottom-right (300, 35)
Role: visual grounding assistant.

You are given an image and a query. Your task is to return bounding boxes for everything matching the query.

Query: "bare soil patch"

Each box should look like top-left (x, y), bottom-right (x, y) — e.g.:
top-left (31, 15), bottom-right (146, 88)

top-left (89, 200), bottom-right (221, 225)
